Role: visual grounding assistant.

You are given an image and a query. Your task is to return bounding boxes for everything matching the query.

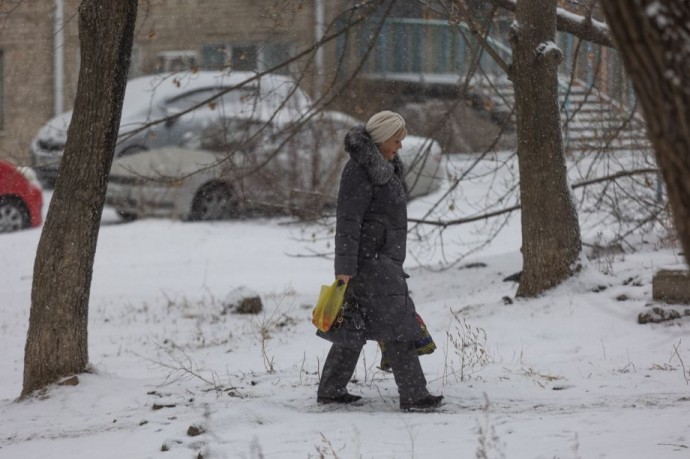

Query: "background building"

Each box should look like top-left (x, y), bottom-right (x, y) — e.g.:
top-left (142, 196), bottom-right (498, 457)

top-left (0, 1), bottom-right (641, 164)
top-left (0, 0), bottom-right (346, 164)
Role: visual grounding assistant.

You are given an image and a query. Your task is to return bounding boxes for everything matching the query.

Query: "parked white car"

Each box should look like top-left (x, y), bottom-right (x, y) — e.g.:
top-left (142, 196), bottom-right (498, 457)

top-left (30, 70), bottom-right (311, 187)
top-left (105, 110), bottom-right (443, 221)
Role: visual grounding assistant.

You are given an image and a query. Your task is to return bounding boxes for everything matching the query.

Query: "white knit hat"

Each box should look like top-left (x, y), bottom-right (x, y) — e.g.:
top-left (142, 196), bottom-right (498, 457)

top-left (365, 110), bottom-right (406, 144)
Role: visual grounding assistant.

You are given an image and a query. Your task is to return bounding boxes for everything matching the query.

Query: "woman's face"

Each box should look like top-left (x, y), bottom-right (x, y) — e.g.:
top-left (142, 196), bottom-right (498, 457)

top-left (378, 131), bottom-right (405, 161)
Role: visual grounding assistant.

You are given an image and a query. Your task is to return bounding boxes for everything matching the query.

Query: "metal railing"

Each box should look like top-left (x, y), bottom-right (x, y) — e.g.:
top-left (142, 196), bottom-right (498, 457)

top-left (343, 17), bottom-right (634, 107)
top-left (350, 18), bottom-right (511, 81)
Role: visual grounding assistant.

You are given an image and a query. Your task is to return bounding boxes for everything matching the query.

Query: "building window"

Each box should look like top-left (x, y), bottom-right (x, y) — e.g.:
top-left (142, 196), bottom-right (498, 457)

top-left (231, 45), bottom-right (257, 71)
top-left (260, 43), bottom-right (292, 74)
top-left (0, 49), bottom-right (4, 131)
top-left (202, 44), bottom-right (256, 71)
top-left (202, 43), bottom-right (292, 74)
top-left (202, 44), bottom-right (230, 70)
top-left (155, 50), bottom-right (199, 72)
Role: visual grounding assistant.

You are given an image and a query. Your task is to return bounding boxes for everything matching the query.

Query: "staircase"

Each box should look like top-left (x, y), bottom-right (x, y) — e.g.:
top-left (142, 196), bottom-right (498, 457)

top-left (474, 76), bottom-right (653, 155)
top-left (351, 16), bottom-right (653, 155)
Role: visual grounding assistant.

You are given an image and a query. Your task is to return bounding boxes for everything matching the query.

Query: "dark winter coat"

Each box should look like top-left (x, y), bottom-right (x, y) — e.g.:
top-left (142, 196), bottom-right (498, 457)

top-left (334, 126), bottom-right (423, 342)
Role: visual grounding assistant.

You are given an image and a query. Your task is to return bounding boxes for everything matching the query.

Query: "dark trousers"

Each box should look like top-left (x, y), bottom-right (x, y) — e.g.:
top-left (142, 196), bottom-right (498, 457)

top-left (318, 341), bottom-right (430, 403)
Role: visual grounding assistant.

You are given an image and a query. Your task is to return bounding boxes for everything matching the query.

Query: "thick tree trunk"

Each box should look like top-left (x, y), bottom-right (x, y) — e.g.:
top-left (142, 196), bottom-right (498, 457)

top-left (601, 1), bottom-right (690, 265)
top-left (22, 0), bottom-right (138, 397)
top-left (511, 0), bottom-right (581, 297)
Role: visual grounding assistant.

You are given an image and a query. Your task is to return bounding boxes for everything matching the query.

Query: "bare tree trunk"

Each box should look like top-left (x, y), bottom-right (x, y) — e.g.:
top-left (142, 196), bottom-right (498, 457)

top-left (601, 1), bottom-right (690, 264)
top-left (22, 0), bottom-right (138, 397)
top-left (510, 0), bottom-right (581, 297)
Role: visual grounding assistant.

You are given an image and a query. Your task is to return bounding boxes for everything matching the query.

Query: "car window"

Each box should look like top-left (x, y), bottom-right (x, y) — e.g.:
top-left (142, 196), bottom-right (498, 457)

top-left (164, 87), bottom-right (257, 114)
top-left (263, 117), bottom-right (348, 158)
top-left (304, 117), bottom-right (348, 152)
top-left (257, 78), bottom-right (311, 113)
top-left (185, 118), bottom-right (270, 154)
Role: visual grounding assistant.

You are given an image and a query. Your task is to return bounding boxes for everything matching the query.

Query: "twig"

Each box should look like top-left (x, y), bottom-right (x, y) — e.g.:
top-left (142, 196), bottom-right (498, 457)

top-left (136, 347), bottom-right (240, 396)
top-left (672, 340), bottom-right (689, 385)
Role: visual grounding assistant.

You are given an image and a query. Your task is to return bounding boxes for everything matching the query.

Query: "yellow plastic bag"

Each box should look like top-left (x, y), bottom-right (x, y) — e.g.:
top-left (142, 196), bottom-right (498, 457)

top-left (312, 280), bottom-right (348, 332)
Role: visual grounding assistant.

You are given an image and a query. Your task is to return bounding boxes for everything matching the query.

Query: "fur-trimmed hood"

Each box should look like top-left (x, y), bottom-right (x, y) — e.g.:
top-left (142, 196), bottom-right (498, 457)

top-left (344, 126), bottom-right (405, 186)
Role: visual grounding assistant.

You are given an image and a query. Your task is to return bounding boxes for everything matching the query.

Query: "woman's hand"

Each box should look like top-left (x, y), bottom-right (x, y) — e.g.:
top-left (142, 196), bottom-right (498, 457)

top-left (336, 274), bottom-right (351, 285)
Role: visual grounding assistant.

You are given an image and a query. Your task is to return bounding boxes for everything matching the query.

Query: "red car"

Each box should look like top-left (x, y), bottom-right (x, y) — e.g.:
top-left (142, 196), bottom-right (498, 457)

top-left (0, 159), bottom-right (43, 233)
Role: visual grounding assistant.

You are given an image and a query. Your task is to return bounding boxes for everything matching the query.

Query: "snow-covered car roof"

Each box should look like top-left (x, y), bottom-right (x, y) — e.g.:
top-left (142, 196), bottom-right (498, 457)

top-left (121, 71), bottom-right (311, 119)
top-left (34, 71), bottom-right (312, 145)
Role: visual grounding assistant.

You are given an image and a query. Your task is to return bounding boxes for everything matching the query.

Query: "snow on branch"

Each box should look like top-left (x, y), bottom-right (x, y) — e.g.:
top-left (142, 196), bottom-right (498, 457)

top-left (536, 40), bottom-right (563, 65)
top-left (490, 0), bottom-right (614, 48)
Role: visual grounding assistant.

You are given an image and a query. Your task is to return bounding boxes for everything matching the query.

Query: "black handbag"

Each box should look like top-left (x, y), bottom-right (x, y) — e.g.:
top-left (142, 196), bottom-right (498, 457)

top-left (316, 298), bottom-right (366, 349)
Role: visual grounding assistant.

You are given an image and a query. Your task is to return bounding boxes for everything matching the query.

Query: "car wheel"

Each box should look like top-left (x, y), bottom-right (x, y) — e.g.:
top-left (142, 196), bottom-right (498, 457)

top-left (116, 210), bottom-right (138, 222)
top-left (190, 183), bottom-right (237, 221)
top-left (0, 198), bottom-right (30, 233)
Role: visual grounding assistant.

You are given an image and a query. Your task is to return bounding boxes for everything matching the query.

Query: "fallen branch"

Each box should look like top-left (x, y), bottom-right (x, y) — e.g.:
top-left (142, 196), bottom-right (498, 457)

top-left (409, 167), bottom-right (660, 227)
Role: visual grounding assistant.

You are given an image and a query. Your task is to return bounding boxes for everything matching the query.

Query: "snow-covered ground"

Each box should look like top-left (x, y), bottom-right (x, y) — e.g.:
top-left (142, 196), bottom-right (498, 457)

top-left (1, 154), bottom-right (689, 459)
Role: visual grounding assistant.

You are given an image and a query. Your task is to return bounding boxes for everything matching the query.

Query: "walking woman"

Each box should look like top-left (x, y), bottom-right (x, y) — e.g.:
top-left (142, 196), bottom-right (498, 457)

top-left (317, 111), bottom-right (443, 411)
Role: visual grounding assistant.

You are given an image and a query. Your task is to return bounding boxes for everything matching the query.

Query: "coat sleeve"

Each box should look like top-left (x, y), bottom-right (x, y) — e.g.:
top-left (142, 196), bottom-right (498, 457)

top-left (334, 162), bottom-right (373, 276)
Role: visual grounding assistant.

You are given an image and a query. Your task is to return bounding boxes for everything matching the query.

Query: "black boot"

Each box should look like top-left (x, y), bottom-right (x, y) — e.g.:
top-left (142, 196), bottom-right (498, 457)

top-left (317, 393), bottom-right (363, 405)
top-left (400, 394), bottom-right (444, 412)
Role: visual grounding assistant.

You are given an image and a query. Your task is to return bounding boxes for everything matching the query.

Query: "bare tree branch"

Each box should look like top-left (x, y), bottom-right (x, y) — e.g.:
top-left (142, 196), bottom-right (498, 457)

top-left (488, 0), bottom-right (614, 48)
top-left (442, 1), bottom-right (511, 75)
top-left (409, 167), bottom-right (660, 227)
top-left (571, 167), bottom-right (659, 189)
